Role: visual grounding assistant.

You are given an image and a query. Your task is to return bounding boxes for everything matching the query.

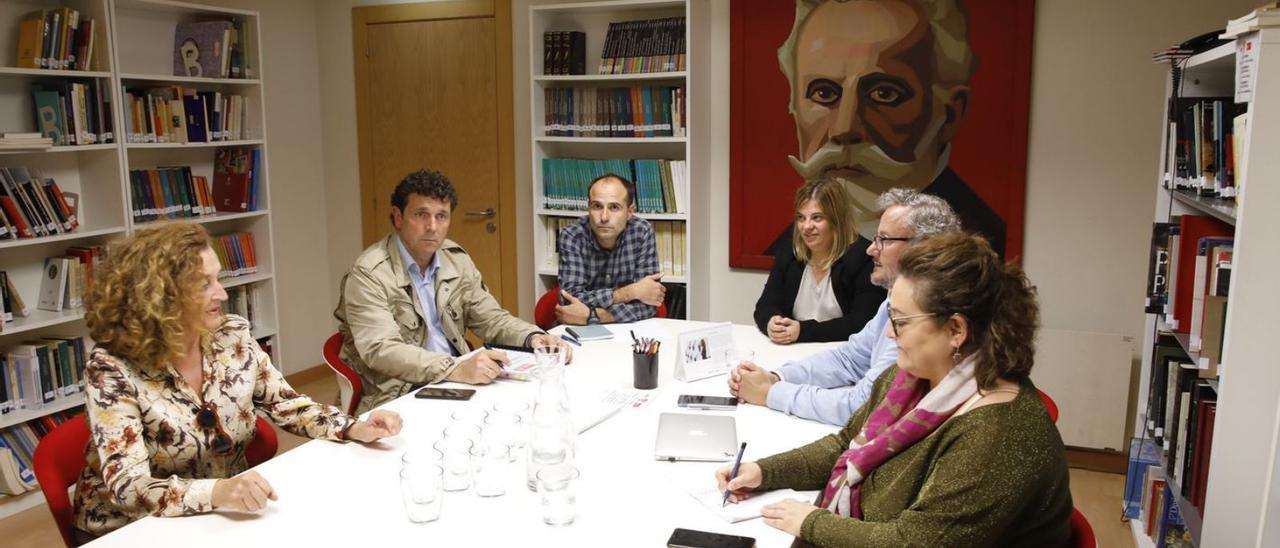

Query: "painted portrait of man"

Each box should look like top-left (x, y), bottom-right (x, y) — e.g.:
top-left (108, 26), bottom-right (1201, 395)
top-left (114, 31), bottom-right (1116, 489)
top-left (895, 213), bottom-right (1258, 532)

top-left (729, 0), bottom-right (1034, 267)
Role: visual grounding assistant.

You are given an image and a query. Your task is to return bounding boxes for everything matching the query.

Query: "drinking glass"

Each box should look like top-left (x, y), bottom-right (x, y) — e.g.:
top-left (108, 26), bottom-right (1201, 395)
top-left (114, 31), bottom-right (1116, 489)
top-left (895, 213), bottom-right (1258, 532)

top-left (472, 442), bottom-right (510, 497)
top-left (537, 466), bottom-right (580, 526)
top-left (450, 407), bottom-right (488, 428)
top-left (433, 438), bottom-right (473, 492)
top-left (401, 445), bottom-right (443, 470)
top-left (400, 464), bottom-right (443, 523)
top-left (443, 422), bottom-right (482, 445)
top-left (484, 412), bottom-right (523, 462)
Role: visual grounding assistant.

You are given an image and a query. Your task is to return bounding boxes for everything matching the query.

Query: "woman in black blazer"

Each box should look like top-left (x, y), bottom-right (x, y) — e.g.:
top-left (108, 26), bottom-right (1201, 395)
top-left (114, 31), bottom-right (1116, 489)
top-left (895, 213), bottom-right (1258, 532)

top-left (753, 178), bottom-right (885, 344)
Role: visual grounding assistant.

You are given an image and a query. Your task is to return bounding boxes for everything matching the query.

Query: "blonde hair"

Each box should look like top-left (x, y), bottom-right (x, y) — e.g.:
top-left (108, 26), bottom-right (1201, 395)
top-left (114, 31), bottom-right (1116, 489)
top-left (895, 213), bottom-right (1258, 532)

top-left (777, 0), bottom-right (976, 114)
top-left (791, 176), bottom-right (856, 271)
top-left (85, 222), bottom-right (212, 371)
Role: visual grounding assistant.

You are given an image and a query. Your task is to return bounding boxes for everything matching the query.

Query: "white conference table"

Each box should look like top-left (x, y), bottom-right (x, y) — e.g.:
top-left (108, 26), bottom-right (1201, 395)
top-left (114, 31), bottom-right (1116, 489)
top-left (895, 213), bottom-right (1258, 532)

top-left (88, 319), bottom-right (842, 547)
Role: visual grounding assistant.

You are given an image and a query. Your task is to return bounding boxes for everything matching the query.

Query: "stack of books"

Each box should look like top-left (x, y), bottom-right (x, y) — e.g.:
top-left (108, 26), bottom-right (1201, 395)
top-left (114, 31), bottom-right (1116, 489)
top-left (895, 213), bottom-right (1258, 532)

top-left (0, 167), bottom-right (79, 241)
top-left (13, 8), bottom-right (98, 71)
top-left (123, 87), bottom-right (247, 144)
top-left (544, 86), bottom-right (686, 138)
top-left (173, 20), bottom-right (252, 79)
top-left (31, 82), bottom-right (114, 146)
top-left (541, 158), bottom-right (687, 214)
top-left (212, 232), bottom-right (259, 279)
top-left (224, 285), bottom-right (261, 324)
top-left (0, 133), bottom-right (53, 152)
top-left (543, 31), bottom-right (585, 75)
top-left (597, 17), bottom-right (686, 74)
top-left (0, 410), bottom-right (81, 495)
top-left (128, 166), bottom-right (216, 223)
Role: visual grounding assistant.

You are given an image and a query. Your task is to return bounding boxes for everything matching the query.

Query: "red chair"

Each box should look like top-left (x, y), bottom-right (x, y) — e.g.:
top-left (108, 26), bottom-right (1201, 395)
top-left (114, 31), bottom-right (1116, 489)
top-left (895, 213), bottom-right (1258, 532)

top-left (35, 414), bottom-right (278, 547)
top-left (324, 332), bottom-right (364, 416)
top-left (1037, 389), bottom-right (1060, 423)
top-left (534, 285), bottom-right (668, 330)
top-left (1069, 507), bottom-right (1096, 548)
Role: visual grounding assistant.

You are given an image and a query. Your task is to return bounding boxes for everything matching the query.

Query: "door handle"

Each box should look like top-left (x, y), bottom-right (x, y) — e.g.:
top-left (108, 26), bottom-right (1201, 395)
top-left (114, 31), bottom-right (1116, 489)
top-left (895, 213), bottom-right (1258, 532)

top-left (465, 208), bottom-right (496, 217)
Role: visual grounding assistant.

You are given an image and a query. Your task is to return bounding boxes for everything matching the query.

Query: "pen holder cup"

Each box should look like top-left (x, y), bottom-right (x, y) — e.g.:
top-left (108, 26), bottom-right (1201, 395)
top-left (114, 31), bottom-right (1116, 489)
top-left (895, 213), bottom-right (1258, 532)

top-left (632, 351), bottom-right (659, 390)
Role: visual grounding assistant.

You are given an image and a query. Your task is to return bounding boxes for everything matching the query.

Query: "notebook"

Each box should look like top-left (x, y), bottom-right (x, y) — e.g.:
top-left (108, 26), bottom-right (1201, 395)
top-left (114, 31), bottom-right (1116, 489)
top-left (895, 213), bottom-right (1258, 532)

top-left (665, 466), bottom-right (816, 523)
top-left (565, 324), bottom-right (614, 341)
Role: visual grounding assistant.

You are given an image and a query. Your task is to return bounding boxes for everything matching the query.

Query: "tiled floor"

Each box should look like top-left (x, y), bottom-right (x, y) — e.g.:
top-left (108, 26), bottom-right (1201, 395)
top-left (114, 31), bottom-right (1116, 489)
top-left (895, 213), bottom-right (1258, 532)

top-left (0, 371), bottom-right (1135, 547)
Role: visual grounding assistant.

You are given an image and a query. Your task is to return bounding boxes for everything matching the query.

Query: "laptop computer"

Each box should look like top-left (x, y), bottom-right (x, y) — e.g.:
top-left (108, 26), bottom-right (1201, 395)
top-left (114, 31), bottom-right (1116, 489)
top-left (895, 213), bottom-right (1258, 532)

top-left (654, 412), bottom-right (739, 462)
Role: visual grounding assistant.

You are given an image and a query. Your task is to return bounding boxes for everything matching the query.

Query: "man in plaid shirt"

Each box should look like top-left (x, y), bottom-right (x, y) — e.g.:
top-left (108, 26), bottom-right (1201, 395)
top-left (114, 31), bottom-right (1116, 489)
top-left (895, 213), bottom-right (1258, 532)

top-left (556, 173), bottom-right (665, 325)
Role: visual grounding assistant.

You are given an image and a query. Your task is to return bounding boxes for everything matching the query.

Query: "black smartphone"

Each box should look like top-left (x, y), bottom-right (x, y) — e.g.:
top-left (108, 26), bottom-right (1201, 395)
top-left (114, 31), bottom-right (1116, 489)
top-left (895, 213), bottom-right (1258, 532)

top-left (414, 387), bottom-right (476, 401)
top-left (677, 395), bottom-right (738, 411)
top-left (667, 528), bottom-right (755, 548)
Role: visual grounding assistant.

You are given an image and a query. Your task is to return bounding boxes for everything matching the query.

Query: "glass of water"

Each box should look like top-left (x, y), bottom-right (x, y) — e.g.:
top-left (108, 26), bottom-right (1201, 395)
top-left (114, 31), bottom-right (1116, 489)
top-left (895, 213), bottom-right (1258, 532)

top-left (537, 466), bottom-right (579, 526)
top-left (433, 438), bottom-right (473, 492)
top-left (484, 412), bottom-right (523, 461)
top-left (401, 445), bottom-right (443, 470)
top-left (450, 407), bottom-right (488, 428)
top-left (400, 464), bottom-right (443, 523)
top-left (472, 441), bottom-right (510, 497)
top-left (443, 422), bottom-right (483, 445)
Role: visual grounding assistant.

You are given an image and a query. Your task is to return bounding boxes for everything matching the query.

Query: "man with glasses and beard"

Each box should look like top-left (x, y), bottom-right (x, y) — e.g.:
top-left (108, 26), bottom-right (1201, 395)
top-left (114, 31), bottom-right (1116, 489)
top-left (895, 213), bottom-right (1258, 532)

top-left (769, 0), bottom-right (1005, 256)
top-left (730, 189), bottom-right (961, 425)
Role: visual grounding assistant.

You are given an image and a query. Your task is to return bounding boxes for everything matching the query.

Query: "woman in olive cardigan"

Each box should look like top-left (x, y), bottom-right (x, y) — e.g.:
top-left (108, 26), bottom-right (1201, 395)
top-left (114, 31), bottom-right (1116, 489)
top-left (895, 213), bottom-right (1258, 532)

top-left (720, 233), bottom-right (1073, 547)
top-left (754, 178), bottom-right (884, 344)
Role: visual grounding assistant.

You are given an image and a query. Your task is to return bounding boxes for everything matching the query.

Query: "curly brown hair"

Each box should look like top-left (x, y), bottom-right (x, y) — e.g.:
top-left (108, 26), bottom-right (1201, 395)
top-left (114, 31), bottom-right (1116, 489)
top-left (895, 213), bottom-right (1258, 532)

top-left (85, 222), bottom-right (213, 371)
top-left (896, 232), bottom-right (1040, 389)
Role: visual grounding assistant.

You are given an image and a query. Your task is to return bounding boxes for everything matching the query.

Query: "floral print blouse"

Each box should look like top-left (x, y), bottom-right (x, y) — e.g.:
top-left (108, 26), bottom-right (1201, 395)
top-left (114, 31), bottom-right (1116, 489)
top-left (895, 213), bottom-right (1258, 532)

top-left (73, 315), bottom-right (354, 537)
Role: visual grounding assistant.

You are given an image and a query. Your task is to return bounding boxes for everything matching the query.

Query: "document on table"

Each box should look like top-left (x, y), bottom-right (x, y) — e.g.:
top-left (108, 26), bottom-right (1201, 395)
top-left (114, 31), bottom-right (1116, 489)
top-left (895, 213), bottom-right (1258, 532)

top-left (670, 471), bottom-right (816, 523)
top-left (456, 347), bottom-right (537, 381)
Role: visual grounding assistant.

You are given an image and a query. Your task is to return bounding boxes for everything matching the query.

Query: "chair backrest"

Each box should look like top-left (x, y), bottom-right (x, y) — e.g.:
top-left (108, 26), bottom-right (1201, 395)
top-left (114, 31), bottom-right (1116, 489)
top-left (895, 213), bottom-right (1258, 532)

top-left (537, 285), bottom-right (670, 329)
top-left (534, 286), bottom-right (560, 330)
top-left (33, 414), bottom-right (90, 548)
top-left (324, 332), bottom-right (363, 416)
top-left (246, 416), bottom-right (278, 468)
top-left (1070, 507), bottom-right (1096, 548)
top-left (1037, 389), bottom-right (1060, 423)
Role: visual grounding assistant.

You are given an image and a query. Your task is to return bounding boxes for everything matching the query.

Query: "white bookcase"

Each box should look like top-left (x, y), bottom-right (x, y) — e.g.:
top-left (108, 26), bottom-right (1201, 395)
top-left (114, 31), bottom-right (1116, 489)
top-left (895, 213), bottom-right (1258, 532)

top-left (528, 0), bottom-right (693, 315)
top-left (1133, 23), bottom-right (1280, 546)
top-left (0, 0), bottom-right (279, 518)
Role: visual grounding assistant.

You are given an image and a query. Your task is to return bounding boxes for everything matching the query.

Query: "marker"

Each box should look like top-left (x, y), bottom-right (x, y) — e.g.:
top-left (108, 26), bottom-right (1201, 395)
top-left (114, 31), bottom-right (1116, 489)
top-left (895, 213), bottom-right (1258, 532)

top-left (722, 442), bottom-right (748, 507)
top-left (559, 333), bottom-right (582, 347)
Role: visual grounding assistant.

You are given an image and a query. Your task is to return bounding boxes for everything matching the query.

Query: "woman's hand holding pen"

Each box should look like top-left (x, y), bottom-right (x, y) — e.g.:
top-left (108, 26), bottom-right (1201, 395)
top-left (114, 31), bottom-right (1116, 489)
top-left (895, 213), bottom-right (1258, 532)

top-left (715, 461), bottom-right (763, 504)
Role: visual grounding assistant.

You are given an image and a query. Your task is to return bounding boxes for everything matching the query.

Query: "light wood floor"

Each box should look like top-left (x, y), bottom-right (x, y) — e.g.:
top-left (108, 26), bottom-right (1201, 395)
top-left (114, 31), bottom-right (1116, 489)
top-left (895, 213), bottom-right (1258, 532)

top-left (0, 371), bottom-right (1135, 547)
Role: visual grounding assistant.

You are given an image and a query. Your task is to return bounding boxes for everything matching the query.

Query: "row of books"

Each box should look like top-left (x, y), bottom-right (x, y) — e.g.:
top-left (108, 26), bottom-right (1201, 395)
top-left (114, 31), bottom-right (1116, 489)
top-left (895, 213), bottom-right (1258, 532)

top-left (543, 86), bottom-right (687, 138)
top-left (1126, 441), bottom-right (1194, 548)
top-left (224, 285), bottom-right (262, 325)
top-left (173, 20), bottom-right (252, 79)
top-left (128, 159), bottom-right (260, 224)
top-left (1, 338), bottom-right (89, 416)
top-left (597, 17), bottom-right (686, 74)
top-left (14, 8), bottom-right (99, 71)
top-left (213, 232), bottom-right (259, 279)
top-left (1145, 215), bottom-right (1233, 373)
top-left (32, 81), bottom-right (115, 146)
top-left (123, 87), bottom-right (248, 144)
top-left (0, 167), bottom-right (79, 241)
top-left (541, 158), bottom-right (688, 214)
top-left (543, 31), bottom-right (586, 75)
top-left (1165, 98), bottom-right (1247, 199)
top-left (0, 248), bottom-right (101, 327)
top-left (214, 148), bottom-right (262, 212)
top-left (0, 133), bottom-right (54, 152)
top-left (0, 410), bottom-right (81, 496)
top-left (543, 218), bottom-right (687, 279)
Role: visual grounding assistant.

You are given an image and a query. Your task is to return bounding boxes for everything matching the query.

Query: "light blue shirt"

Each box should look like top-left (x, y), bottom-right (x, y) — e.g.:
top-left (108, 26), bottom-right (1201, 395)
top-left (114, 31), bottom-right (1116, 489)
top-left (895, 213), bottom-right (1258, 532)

top-left (396, 236), bottom-right (454, 357)
top-left (766, 298), bottom-right (899, 426)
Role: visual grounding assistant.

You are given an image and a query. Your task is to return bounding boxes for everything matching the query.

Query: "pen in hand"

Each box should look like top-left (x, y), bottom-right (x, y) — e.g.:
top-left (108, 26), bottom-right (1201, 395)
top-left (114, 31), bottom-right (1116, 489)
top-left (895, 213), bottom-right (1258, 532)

top-left (722, 441), bottom-right (747, 507)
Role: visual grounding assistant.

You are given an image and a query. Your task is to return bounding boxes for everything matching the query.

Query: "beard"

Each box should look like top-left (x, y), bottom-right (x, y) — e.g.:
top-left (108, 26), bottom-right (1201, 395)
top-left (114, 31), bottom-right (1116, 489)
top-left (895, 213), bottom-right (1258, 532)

top-left (788, 113), bottom-right (949, 239)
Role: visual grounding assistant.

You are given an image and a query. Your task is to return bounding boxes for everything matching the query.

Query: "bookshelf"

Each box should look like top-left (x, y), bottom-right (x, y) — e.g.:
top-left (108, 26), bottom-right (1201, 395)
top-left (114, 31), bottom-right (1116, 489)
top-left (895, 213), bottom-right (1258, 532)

top-left (1132, 18), bottom-right (1280, 547)
top-left (528, 0), bottom-right (693, 318)
top-left (0, 0), bottom-right (279, 518)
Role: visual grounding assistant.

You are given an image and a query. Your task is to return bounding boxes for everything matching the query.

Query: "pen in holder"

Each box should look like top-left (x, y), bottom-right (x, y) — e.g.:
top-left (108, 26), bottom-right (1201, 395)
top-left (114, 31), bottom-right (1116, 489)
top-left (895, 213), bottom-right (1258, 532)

top-left (632, 337), bottom-right (660, 390)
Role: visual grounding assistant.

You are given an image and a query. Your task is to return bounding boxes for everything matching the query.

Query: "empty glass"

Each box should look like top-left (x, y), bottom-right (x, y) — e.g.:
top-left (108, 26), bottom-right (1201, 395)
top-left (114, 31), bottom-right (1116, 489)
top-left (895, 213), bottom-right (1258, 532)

top-left (401, 446), bottom-right (443, 470)
top-left (537, 466), bottom-right (579, 526)
top-left (443, 422), bottom-right (483, 445)
top-left (484, 412), bottom-right (523, 462)
top-left (472, 442), bottom-right (510, 497)
top-left (434, 438), bottom-right (473, 492)
top-left (400, 464), bottom-right (443, 523)
top-left (450, 407), bottom-right (488, 428)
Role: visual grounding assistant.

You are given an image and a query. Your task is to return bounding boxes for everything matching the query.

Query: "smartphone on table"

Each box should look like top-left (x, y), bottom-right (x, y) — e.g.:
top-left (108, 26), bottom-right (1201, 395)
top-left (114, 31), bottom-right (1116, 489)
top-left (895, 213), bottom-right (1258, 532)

top-left (677, 395), bottom-right (738, 411)
top-left (414, 387), bottom-right (476, 401)
top-left (667, 528), bottom-right (755, 548)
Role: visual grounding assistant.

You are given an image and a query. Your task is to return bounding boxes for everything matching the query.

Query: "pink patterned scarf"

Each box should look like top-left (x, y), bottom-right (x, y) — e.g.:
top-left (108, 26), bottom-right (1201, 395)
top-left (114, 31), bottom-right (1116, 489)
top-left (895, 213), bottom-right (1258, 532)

top-left (819, 356), bottom-right (978, 518)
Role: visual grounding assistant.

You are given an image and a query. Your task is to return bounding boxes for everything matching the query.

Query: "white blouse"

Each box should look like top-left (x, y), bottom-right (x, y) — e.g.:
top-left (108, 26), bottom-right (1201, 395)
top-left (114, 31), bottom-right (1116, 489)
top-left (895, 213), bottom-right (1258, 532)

top-left (793, 264), bottom-right (842, 322)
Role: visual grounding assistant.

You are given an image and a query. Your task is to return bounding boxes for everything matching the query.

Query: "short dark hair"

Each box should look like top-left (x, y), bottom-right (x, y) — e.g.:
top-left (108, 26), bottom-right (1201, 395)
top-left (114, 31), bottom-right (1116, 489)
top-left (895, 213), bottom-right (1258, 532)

top-left (391, 169), bottom-right (458, 212)
top-left (587, 173), bottom-right (636, 207)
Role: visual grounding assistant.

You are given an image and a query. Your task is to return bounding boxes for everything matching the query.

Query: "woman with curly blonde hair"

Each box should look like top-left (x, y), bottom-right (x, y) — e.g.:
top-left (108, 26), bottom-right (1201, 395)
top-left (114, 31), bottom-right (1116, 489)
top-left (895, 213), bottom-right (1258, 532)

top-left (73, 222), bottom-right (403, 542)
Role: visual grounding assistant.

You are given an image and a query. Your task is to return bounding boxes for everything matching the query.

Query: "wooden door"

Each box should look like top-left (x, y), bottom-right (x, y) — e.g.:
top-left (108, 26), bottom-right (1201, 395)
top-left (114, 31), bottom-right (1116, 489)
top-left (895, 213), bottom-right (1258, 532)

top-left (353, 1), bottom-right (516, 307)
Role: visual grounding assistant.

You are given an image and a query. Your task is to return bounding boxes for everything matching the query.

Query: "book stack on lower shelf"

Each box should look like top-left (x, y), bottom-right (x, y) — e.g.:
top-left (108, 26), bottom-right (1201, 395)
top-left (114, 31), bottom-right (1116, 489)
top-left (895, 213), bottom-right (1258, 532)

top-left (0, 409), bottom-right (80, 496)
top-left (13, 8), bottom-right (101, 72)
top-left (541, 157), bottom-right (687, 214)
top-left (212, 231), bottom-right (258, 278)
top-left (543, 86), bottom-right (686, 138)
top-left (0, 166), bottom-right (80, 242)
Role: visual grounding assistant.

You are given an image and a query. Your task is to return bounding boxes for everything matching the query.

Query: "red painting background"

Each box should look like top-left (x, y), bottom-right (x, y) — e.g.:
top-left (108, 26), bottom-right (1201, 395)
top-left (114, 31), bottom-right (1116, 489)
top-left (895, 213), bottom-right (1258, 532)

top-left (729, 0), bottom-right (1036, 268)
